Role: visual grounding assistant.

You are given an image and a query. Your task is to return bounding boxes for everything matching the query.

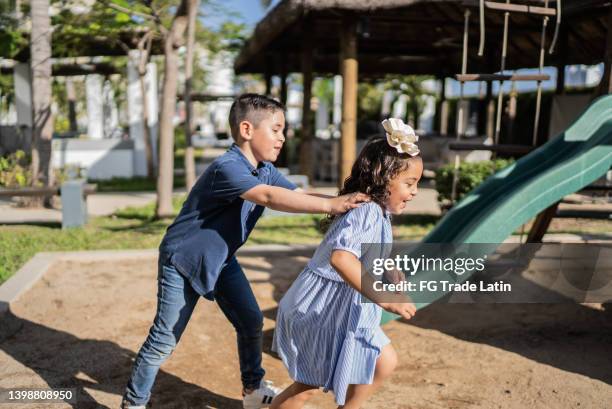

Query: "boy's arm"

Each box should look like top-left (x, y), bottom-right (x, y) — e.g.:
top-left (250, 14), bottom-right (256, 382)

top-left (241, 184), bottom-right (368, 215)
top-left (330, 250), bottom-right (416, 320)
top-left (294, 187), bottom-right (334, 199)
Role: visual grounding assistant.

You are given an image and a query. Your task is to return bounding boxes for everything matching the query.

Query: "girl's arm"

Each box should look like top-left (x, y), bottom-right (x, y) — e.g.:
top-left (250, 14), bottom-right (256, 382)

top-left (330, 249), bottom-right (416, 320)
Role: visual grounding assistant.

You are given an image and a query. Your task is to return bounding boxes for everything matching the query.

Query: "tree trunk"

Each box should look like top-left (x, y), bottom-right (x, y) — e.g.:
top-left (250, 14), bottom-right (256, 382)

top-left (183, 0), bottom-right (200, 192)
top-left (138, 32), bottom-right (155, 179)
top-left (66, 78), bottom-right (77, 133)
top-left (155, 0), bottom-right (189, 218)
top-left (30, 0), bottom-right (54, 206)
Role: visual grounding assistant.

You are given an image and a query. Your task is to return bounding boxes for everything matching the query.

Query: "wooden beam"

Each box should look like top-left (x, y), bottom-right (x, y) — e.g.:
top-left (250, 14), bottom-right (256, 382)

top-left (456, 74), bottom-right (550, 81)
top-left (527, 201), bottom-right (560, 243)
top-left (339, 17), bottom-right (358, 188)
top-left (299, 35), bottom-right (313, 178)
top-left (484, 1), bottom-right (557, 16)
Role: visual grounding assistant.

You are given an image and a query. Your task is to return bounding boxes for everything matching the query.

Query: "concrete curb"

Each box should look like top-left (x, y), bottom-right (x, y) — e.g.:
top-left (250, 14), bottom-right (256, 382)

top-left (0, 252), bottom-right (56, 314)
top-left (1, 234), bottom-right (607, 315)
top-left (0, 245), bottom-right (319, 315)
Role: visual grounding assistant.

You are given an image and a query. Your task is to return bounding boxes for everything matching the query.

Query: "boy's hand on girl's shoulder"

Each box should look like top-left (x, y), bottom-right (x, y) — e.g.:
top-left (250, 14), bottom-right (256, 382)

top-left (328, 192), bottom-right (370, 215)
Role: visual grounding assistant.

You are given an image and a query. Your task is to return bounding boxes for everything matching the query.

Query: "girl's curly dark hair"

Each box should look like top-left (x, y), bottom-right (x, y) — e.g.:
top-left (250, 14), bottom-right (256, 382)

top-left (320, 136), bottom-right (420, 232)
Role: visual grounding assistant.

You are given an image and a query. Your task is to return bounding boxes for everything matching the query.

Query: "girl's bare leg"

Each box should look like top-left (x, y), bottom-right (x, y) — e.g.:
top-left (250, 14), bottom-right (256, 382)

top-left (270, 382), bottom-right (319, 409)
top-left (339, 344), bottom-right (398, 409)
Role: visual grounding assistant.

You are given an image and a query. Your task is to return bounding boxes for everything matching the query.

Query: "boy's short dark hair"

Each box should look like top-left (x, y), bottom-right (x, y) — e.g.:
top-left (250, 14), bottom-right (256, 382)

top-left (228, 93), bottom-right (285, 141)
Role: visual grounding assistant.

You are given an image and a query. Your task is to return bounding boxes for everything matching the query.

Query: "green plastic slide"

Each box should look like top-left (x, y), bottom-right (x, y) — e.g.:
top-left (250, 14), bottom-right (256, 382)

top-left (381, 95), bottom-right (612, 323)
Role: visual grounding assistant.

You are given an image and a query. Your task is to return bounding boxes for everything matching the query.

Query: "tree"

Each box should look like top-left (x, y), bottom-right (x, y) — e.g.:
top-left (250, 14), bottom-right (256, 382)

top-left (156, 0), bottom-right (190, 218)
top-left (99, 1), bottom-right (246, 217)
top-left (30, 0), bottom-right (54, 204)
top-left (136, 30), bottom-right (156, 179)
top-left (183, 0), bottom-right (200, 192)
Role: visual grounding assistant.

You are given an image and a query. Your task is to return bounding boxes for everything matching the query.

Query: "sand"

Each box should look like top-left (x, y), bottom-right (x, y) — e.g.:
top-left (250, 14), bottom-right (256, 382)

top-left (0, 253), bottom-right (610, 409)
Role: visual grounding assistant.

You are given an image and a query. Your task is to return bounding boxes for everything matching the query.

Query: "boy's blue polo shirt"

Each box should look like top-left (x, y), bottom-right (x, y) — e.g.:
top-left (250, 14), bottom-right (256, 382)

top-left (159, 143), bottom-right (297, 300)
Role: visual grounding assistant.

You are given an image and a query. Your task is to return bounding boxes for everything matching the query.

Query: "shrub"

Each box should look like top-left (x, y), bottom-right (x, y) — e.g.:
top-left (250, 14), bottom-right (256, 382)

top-left (0, 150), bottom-right (32, 188)
top-left (435, 158), bottom-right (514, 204)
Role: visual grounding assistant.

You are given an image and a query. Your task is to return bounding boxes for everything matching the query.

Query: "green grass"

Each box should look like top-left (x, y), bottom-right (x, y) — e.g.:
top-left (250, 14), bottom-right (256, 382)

top-left (0, 196), bottom-right (183, 284)
top-left (3, 196), bottom-right (608, 285)
top-left (0, 196), bottom-right (436, 284)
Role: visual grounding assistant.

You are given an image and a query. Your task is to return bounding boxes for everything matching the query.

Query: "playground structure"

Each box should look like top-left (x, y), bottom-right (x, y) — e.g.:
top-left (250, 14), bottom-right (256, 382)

top-left (381, 93), bottom-right (612, 322)
top-left (235, 0), bottom-right (611, 185)
top-left (386, 0), bottom-right (612, 319)
top-left (235, 0), bottom-right (612, 322)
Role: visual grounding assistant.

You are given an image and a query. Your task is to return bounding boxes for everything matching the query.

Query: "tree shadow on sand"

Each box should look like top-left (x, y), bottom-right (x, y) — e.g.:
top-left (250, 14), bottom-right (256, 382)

top-left (239, 251), bottom-right (612, 386)
top-left (0, 310), bottom-right (242, 409)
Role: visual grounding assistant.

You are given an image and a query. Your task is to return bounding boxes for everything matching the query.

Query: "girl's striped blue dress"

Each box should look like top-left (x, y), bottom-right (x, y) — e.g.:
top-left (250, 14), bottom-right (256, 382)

top-left (272, 201), bottom-right (393, 405)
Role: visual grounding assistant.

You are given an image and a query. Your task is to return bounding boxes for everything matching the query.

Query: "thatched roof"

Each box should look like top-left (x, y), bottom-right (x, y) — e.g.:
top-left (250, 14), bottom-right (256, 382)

top-left (235, 0), bottom-right (611, 78)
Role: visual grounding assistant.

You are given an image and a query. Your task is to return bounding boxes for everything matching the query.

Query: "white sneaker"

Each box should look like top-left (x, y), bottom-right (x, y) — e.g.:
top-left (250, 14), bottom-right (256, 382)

top-left (243, 380), bottom-right (281, 409)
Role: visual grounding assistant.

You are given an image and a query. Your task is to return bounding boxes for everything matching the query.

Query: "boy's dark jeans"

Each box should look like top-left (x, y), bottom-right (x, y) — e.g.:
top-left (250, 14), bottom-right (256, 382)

top-left (123, 256), bottom-right (265, 406)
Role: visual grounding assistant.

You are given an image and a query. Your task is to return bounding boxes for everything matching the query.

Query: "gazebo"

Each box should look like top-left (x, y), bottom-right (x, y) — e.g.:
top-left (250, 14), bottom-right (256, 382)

top-left (235, 0), bottom-right (612, 186)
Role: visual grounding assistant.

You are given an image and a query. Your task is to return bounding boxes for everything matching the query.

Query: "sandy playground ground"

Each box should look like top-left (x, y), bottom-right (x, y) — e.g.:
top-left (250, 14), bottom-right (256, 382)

top-left (0, 251), bottom-right (610, 409)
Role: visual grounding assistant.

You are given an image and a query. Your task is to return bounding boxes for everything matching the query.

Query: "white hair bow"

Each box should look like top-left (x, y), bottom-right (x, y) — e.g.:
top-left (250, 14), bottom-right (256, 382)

top-left (381, 118), bottom-right (419, 156)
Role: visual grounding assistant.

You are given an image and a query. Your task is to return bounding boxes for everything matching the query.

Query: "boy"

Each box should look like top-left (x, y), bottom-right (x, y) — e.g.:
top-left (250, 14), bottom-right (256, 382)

top-left (122, 94), bottom-right (369, 409)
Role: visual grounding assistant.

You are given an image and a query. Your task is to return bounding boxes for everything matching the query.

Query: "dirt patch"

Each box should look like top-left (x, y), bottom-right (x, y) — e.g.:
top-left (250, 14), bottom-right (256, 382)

top-left (1, 255), bottom-right (610, 409)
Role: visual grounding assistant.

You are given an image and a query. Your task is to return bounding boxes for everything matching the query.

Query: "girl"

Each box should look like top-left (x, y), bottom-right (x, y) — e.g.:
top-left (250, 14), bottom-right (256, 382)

top-left (271, 118), bottom-right (423, 409)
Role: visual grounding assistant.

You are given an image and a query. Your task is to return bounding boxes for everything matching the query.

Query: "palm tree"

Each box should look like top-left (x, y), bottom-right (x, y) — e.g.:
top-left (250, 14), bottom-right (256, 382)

top-left (183, 0), bottom-right (200, 192)
top-left (30, 0), bottom-right (54, 204)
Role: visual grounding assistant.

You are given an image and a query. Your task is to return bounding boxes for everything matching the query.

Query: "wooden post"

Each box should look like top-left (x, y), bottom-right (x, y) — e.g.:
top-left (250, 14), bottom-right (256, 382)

top-left (439, 77), bottom-right (449, 136)
top-left (299, 36), bottom-right (313, 178)
top-left (507, 82), bottom-right (517, 143)
top-left (596, 6), bottom-right (612, 96)
top-left (277, 50), bottom-right (288, 106)
top-left (264, 57), bottom-right (273, 96)
top-left (265, 72), bottom-right (272, 96)
top-left (486, 81), bottom-right (495, 139)
top-left (280, 70), bottom-right (288, 107)
top-left (278, 60), bottom-right (289, 168)
top-left (339, 17), bottom-right (358, 188)
top-left (556, 65), bottom-right (565, 94)
top-left (555, 27), bottom-right (567, 95)
top-left (527, 201), bottom-right (560, 243)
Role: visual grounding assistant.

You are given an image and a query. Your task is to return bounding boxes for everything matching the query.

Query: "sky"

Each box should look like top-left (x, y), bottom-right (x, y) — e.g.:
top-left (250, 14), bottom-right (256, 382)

top-left (203, 0), bottom-right (280, 31)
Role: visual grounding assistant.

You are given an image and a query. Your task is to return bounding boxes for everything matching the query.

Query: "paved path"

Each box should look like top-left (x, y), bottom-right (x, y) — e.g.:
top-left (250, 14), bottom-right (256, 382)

top-left (0, 191), bottom-right (164, 224)
top-left (0, 185), bottom-right (443, 225)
